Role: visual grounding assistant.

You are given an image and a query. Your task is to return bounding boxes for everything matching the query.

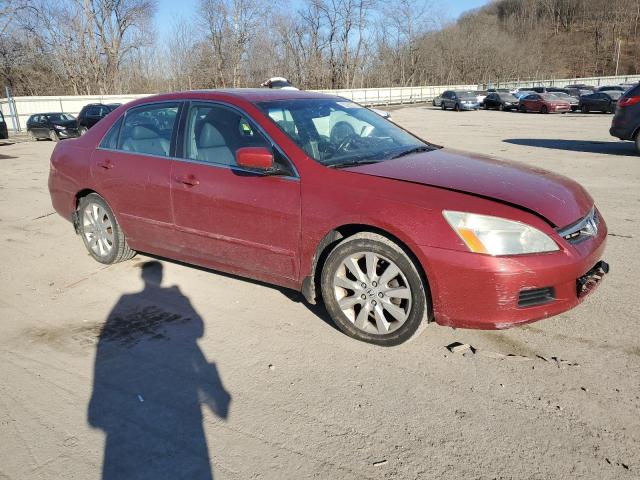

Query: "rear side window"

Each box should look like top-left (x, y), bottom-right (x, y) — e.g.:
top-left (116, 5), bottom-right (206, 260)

top-left (99, 117), bottom-right (123, 149)
top-left (118, 103), bottom-right (180, 157)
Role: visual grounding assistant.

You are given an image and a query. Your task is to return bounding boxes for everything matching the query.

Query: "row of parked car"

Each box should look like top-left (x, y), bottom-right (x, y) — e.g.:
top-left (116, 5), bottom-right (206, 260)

top-left (433, 83), bottom-right (634, 114)
top-left (25, 103), bottom-right (121, 141)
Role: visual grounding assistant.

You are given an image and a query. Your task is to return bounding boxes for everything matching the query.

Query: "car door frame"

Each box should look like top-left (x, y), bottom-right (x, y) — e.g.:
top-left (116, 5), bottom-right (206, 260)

top-left (170, 99), bottom-right (303, 285)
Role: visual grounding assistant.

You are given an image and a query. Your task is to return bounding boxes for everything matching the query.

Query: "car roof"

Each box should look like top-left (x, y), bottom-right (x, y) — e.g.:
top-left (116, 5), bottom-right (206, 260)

top-left (144, 88), bottom-right (341, 104)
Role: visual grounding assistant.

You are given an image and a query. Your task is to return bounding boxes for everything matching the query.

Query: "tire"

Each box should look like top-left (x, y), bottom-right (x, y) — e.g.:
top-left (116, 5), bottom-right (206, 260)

top-left (540, 105), bottom-right (548, 114)
top-left (498, 104), bottom-right (504, 111)
top-left (79, 126), bottom-right (88, 136)
top-left (320, 232), bottom-right (430, 346)
top-left (519, 105), bottom-right (527, 113)
top-left (28, 130), bottom-right (38, 141)
top-left (454, 103), bottom-right (460, 112)
top-left (77, 193), bottom-right (136, 264)
top-left (581, 105), bottom-right (590, 114)
top-left (635, 132), bottom-right (640, 155)
top-left (441, 103), bottom-right (446, 110)
top-left (49, 130), bottom-right (59, 142)
top-left (482, 102), bottom-right (488, 110)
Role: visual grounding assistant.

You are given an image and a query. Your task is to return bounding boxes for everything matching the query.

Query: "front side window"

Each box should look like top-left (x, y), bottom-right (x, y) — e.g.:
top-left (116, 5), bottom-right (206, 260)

top-left (183, 103), bottom-right (271, 167)
top-left (258, 98), bottom-right (433, 167)
top-left (118, 103), bottom-right (179, 157)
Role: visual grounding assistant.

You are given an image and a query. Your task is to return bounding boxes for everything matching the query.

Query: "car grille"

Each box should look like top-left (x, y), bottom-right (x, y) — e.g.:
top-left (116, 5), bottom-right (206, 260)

top-left (518, 287), bottom-right (555, 307)
top-left (557, 207), bottom-right (599, 244)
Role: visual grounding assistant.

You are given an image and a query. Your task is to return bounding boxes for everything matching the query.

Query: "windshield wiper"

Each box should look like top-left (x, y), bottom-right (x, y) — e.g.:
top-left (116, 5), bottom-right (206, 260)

top-left (391, 146), bottom-right (431, 159)
top-left (326, 159), bottom-right (380, 169)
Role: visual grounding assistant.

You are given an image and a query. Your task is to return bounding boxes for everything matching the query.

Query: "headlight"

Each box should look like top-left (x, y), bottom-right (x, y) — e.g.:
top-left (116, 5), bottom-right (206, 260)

top-left (53, 125), bottom-right (65, 130)
top-left (443, 211), bottom-right (559, 255)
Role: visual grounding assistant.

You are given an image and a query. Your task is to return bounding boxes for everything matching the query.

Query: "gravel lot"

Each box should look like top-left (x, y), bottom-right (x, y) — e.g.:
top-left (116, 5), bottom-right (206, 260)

top-left (1, 106), bottom-right (638, 479)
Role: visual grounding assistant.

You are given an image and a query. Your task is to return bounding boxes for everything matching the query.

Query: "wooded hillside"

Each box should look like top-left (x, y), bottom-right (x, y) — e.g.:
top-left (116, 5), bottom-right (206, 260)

top-left (1, 0), bottom-right (638, 96)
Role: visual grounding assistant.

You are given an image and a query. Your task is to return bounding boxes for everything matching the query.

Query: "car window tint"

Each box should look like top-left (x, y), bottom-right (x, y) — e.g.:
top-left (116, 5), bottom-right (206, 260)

top-left (184, 103), bottom-right (270, 167)
top-left (100, 116), bottom-right (123, 150)
top-left (118, 103), bottom-right (179, 157)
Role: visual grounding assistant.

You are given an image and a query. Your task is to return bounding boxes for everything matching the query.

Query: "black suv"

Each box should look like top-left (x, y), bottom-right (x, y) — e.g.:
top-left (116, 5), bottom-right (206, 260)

top-left (610, 83), bottom-right (640, 154)
top-left (77, 103), bottom-right (121, 135)
top-left (26, 113), bottom-right (78, 141)
top-left (0, 110), bottom-right (8, 139)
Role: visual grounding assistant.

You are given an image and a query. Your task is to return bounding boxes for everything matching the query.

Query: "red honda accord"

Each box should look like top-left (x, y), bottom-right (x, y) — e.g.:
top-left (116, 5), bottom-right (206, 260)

top-left (48, 89), bottom-right (608, 346)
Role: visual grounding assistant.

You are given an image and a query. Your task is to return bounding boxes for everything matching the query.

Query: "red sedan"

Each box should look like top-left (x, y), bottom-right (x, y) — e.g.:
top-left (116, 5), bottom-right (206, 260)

top-left (48, 90), bottom-right (608, 346)
top-left (519, 93), bottom-right (572, 113)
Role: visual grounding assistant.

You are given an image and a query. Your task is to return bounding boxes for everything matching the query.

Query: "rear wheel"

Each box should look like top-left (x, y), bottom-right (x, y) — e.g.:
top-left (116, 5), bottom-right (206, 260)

top-left (78, 194), bottom-right (136, 264)
top-left (498, 104), bottom-right (504, 111)
top-left (581, 105), bottom-right (590, 113)
top-left (320, 232), bottom-right (429, 346)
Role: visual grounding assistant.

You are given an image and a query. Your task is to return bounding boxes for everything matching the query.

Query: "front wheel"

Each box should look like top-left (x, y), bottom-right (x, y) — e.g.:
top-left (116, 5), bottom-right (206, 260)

top-left (498, 104), bottom-right (504, 111)
top-left (635, 132), bottom-right (640, 155)
top-left (79, 126), bottom-right (88, 136)
top-left (78, 194), bottom-right (136, 264)
top-left (581, 105), bottom-right (590, 113)
top-left (441, 103), bottom-right (446, 110)
top-left (540, 105), bottom-right (548, 114)
top-left (49, 130), bottom-right (59, 142)
top-left (320, 232), bottom-right (429, 346)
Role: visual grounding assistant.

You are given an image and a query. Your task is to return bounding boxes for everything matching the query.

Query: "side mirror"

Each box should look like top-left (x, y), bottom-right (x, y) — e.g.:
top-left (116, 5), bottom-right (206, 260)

top-left (236, 147), bottom-right (274, 171)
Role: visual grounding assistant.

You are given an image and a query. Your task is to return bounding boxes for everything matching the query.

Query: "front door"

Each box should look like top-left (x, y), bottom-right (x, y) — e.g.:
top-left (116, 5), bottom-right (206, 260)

top-left (171, 102), bottom-right (301, 281)
top-left (90, 102), bottom-right (181, 250)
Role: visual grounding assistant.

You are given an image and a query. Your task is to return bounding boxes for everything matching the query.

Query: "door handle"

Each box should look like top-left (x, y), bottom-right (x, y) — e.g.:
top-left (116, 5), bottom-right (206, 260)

top-left (97, 159), bottom-right (114, 170)
top-left (175, 175), bottom-right (199, 187)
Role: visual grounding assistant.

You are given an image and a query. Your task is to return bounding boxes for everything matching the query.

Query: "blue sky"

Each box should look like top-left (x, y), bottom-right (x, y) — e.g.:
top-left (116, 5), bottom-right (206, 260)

top-left (154, 0), bottom-right (490, 36)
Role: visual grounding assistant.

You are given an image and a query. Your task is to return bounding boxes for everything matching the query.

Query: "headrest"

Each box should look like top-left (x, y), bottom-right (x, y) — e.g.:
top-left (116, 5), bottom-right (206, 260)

top-left (129, 125), bottom-right (158, 140)
top-left (198, 123), bottom-right (225, 148)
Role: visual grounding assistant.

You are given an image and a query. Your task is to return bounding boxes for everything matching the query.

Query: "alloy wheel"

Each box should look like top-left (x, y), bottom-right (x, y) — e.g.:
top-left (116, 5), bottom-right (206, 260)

top-left (332, 251), bottom-right (412, 335)
top-left (82, 202), bottom-right (114, 258)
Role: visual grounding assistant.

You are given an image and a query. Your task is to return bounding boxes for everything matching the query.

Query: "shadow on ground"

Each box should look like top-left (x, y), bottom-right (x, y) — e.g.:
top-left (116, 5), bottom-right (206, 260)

top-left (503, 138), bottom-right (637, 155)
top-left (88, 261), bottom-right (231, 480)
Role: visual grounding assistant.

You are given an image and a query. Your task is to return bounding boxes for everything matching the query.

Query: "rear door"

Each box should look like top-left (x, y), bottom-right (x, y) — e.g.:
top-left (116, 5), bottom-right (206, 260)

top-left (171, 101), bottom-right (301, 280)
top-left (91, 101), bottom-right (182, 250)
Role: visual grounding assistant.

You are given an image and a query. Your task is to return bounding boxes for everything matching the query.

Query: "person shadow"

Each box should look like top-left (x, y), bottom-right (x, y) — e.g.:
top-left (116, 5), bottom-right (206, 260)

top-left (88, 261), bottom-right (231, 480)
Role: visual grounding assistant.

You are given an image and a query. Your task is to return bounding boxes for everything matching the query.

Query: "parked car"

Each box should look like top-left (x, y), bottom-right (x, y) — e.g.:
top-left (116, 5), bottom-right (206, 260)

top-left (566, 84), bottom-right (595, 91)
top-left (487, 88), bottom-right (511, 93)
top-left (27, 113), bottom-right (78, 141)
top-left (48, 89), bottom-right (609, 346)
top-left (610, 82), bottom-right (640, 154)
top-left (261, 76), bottom-right (298, 90)
top-left (518, 93), bottom-right (571, 113)
top-left (0, 110), bottom-right (7, 140)
top-left (77, 103), bottom-right (121, 135)
top-left (579, 91), bottom-right (622, 113)
top-left (482, 92), bottom-right (519, 111)
top-left (549, 91), bottom-right (579, 111)
top-left (432, 95), bottom-right (443, 107)
top-left (440, 90), bottom-right (480, 111)
top-left (595, 85), bottom-right (626, 92)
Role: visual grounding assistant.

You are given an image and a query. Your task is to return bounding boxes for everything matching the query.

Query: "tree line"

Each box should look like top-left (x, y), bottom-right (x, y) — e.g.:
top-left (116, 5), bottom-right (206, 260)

top-left (1, 0), bottom-right (638, 96)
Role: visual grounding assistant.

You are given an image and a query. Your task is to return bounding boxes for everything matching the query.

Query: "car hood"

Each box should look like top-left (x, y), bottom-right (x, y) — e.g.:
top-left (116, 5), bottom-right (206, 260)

top-left (52, 119), bottom-right (77, 129)
top-left (344, 148), bottom-right (592, 227)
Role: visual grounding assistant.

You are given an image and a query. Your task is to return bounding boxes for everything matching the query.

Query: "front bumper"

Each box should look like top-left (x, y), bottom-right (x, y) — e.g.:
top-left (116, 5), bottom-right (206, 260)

top-left (55, 128), bottom-right (79, 139)
top-left (460, 103), bottom-right (479, 110)
top-left (416, 218), bottom-right (608, 329)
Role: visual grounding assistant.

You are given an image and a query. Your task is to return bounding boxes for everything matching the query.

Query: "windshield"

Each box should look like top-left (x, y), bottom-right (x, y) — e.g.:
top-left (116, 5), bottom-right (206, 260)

top-left (257, 98), bottom-right (433, 167)
top-left (46, 113), bottom-right (75, 123)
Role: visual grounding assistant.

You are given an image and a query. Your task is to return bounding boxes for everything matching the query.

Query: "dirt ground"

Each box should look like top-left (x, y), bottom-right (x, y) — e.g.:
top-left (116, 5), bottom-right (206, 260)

top-left (1, 106), bottom-right (638, 479)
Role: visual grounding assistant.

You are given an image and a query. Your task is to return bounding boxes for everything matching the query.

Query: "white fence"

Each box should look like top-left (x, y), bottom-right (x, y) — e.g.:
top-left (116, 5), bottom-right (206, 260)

top-left (1, 74), bottom-right (639, 132)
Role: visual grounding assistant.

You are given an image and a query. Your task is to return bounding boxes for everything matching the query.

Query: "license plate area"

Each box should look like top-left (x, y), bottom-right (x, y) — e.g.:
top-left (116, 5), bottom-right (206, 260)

top-left (577, 261), bottom-right (609, 298)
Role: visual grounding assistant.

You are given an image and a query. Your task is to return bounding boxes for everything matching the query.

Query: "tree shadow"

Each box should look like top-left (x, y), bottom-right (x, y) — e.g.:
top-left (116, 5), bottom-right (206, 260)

top-left (88, 261), bottom-right (231, 480)
top-left (503, 138), bottom-right (637, 156)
